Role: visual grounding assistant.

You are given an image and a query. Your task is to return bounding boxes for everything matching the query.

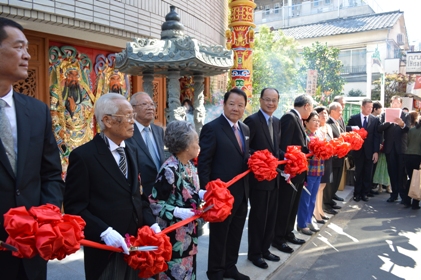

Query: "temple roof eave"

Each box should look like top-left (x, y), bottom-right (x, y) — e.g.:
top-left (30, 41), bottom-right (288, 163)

top-left (114, 36), bottom-right (234, 77)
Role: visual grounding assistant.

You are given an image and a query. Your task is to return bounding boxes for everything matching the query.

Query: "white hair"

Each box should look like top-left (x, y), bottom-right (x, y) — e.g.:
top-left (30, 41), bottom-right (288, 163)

top-left (95, 93), bottom-right (127, 131)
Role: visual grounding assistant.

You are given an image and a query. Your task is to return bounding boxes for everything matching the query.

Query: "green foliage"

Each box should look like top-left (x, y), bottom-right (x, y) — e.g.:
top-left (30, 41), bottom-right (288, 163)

top-left (252, 25), bottom-right (299, 112)
top-left (253, 25), bottom-right (299, 93)
top-left (298, 42), bottom-right (345, 106)
top-left (372, 73), bottom-right (415, 105)
top-left (348, 89), bottom-right (363, 97)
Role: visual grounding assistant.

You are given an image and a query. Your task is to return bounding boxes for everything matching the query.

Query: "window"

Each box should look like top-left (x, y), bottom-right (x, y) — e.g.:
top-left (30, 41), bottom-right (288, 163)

top-left (313, 0), bottom-right (320, 7)
top-left (339, 49), bottom-right (367, 73)
top-left (265, 5), bottom-right (270, 15)
top-left (325, 0), bottom-right (331, 4)
top-left (274, 3), bottom-right (280, 14)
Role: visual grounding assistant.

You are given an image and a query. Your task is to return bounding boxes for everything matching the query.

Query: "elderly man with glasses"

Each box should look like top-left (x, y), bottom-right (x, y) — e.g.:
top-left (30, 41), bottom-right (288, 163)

top-left (64, 92), bottom-right (160, 280)
top-left (126, 92), bottom-right (165, 197)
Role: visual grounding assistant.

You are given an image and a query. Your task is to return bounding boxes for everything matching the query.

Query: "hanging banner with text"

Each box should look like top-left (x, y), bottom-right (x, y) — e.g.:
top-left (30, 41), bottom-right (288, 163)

top-left (306, 69), bottom-right (318, 95)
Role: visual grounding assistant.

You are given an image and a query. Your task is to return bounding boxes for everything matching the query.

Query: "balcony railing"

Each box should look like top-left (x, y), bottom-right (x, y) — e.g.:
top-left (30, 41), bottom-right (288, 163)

top-left (340, 65), bottom-right (366, 74)
top-left (256, 0), bottom-right (382, 26)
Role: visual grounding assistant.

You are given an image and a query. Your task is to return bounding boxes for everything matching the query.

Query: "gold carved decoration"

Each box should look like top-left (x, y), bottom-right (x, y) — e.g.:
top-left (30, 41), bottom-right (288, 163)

top-left (13, 69), bottom-right (36, 98)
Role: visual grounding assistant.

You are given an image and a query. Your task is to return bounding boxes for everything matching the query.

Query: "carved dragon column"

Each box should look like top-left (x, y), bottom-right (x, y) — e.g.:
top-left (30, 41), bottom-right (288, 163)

top-left (142, 72), bottom-right (154, 98)
top-left (165, 70), bottom-right (184, 122)
top-left (192, 73), bottom-right (205, 133)
top-left (226, 0), bottom-right (256, 114)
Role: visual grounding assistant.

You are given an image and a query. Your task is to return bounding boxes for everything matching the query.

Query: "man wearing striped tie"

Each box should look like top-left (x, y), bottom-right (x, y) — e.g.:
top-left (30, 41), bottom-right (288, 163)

top-left (64, 93), bottom-right (160, 280)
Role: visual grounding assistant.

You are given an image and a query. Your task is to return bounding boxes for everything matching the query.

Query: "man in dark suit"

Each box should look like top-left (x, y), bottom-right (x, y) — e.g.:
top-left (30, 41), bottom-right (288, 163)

top-left (378, 95), bottom-right (410, 202)
top-left (347, 99), bottom-right (381, 202)
top-left (126, 92), bottom-right (165, 196)
top-left (244, 88), bottom-right (283, 269)
top-left (198, 87), bottom-right (250, 280)
top-left (0, 18), bottom-right (64, 280)
top-left (324, 102), bottom-right (344, 214)
top-left (272, 94), bottom-right (314, 254)
top-left (64, 93), bottom-right (159, 280)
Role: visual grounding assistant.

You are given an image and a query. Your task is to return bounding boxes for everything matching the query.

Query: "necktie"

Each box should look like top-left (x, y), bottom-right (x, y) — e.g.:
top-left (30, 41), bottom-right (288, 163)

top-left (363, 116), bottom-right (368, 129)
top-left (233, 124), bottom-right (243, 153)
top-left (0, 100), bottom-right (16, 174)
top-left (143, 127), bottom-right (161, 171)
top-left (116, 147), bottom-right (127, 176)
top-left (268, 116), bottom-right (274, 145)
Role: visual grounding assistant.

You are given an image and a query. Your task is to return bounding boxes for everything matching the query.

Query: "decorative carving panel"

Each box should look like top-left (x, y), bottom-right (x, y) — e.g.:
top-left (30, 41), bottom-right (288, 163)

top-left (13, 69), bottom-right (36, 98)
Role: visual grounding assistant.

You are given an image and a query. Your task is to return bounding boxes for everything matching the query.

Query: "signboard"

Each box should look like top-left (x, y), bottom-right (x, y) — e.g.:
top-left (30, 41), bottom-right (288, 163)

top-left (306, 69), bottom-right (318, 95)
top-left (406, 52), bottom-right (421, 74)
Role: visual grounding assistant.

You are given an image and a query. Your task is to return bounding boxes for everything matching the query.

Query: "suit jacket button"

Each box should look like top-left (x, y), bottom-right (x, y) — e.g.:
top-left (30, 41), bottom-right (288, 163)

top-left (16, 189), bottom-right (20, 196)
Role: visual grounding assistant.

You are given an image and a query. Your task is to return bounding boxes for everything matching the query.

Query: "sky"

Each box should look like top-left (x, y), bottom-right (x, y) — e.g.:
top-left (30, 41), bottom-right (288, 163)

top-left (379, 0), bottom-right (421, 43)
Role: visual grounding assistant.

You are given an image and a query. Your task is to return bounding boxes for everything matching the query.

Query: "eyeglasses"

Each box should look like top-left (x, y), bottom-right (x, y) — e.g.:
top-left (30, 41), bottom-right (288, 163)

top-left (133, 102), bottom-right (157, 108)
top-left (261, 98), bottom-right (279, 104)
top-left (105, 113), bottom-right (137, 122)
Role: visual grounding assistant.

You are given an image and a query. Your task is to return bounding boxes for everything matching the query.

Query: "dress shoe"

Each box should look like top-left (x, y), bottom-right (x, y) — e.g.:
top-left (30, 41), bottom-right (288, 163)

top-left (332, 205), bottom-right (342, 210)
top-left (386, 186), bottom-right (392, 193)
top-left (307, 223), bottom-right (320, 232)
top-left (387, 197), bottom-right (397, 203)
top-left (273, 242), bottom-right (294, 253)
top-left (324, 208), bottom-right (338, 215)
top-left (297, 227), bottom-right (313, 236)
top-left (315, 219), bottom-right (325, 224)
top-left (367, 193), bottom-right (374, 197)
top-left (412, 205), bottom-right (420, 210)
top-left (286, 236), bottom-right (305, 245)
top-left (263, 252), bottom-right (280, 262)
top-left (353, 196), bottom-right (361, 202)
top-left (249, 258), bottom-right (268, 269)
top-left (361, 195), bottom-right (369, 202)
top-left (321, 215), bottom-right (329, 220)
top-left (370, 190), bottom-right (379, 195)
top-left (403, 203), bottom-right (411, 208)
top-left (223, 267), bottom-right (250, 280)
top-left (333, 194), bottom-right (344, 201)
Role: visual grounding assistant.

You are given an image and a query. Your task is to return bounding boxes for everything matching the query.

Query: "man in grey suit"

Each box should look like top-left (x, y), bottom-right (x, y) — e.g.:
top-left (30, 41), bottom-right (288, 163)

top-left (0, 18), bottom-right (64, 279)
top-left (127, 92), bottom-right (165, 196)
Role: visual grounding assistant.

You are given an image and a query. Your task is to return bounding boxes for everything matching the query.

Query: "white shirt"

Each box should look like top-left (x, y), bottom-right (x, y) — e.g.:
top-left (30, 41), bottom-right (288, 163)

top-left (106, 135), bottom-right (127, 178)
top-left (0, 88), bottom-right (18, 155)
top-left (134, 120), bottom-right (159, 158)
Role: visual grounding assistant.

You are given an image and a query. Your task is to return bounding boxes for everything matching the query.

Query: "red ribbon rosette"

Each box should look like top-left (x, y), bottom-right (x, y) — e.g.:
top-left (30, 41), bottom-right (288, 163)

top-left (308, 137), bottom-right (335, 160)
top-left (3, 204), bottom-right (86, 260)
top-left (354, 128), bottom-right (368, 140)
top-left (284, 146), bottom-right (308, 178)
top-left (3, 206), bottom-right (38, 258)
top-left (341, 131), bottom-right (364, 151)
top-left (331, 137), bottom-right (351, 158)
top-left (124, 226), bottom-right (171, 279)
top-left (247, 149), bottom-right (279, 181)
top-left (202, 179), bottom-right (235, 223)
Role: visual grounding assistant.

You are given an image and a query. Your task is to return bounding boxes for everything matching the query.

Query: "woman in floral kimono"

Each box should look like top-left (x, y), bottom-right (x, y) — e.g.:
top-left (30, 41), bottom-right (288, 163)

top-left (150, 120), bottom-right (205, 280)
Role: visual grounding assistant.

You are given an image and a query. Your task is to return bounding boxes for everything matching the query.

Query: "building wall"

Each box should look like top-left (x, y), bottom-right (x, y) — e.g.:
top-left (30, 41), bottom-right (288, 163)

top-left (0, 0), bottom-right (229, 47)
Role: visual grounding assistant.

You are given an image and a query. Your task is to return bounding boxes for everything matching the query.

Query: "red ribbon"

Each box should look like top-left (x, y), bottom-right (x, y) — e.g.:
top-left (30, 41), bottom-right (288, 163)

top-left (3, 204), bottom-right (85, 260)
top-left (308, 137), bottom-right (335, 160)
top-left (124, 226), bottom-right (172, 279)
top-left (341, 131), bottom-right (364, 151)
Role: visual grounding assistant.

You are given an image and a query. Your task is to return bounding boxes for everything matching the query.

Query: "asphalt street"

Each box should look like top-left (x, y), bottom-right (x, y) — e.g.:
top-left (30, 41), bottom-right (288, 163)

top-left (47, 185), bottom-right (421, 280)
top-left (271, 189), bottom-right (421, 280)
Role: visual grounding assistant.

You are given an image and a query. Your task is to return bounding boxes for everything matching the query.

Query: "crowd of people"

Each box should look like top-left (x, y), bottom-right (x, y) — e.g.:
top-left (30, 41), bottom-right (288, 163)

top-left (1, 17), bottom-right (420, 280)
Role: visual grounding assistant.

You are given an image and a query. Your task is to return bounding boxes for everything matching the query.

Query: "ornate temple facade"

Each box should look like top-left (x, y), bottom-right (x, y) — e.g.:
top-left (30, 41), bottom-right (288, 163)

top-left (0, 0), bottom-right (230, 173)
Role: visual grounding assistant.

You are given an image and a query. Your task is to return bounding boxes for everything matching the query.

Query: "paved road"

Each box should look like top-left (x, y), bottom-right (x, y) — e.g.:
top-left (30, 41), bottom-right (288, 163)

top-left (271, 190), bottom-right (421, 280)
top-left (48, 186), bottom-right (355, 279)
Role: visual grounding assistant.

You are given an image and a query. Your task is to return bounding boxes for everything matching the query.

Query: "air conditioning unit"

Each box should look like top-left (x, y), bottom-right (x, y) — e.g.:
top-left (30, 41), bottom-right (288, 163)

top-left (397, 33), bottom-right (404, 45)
